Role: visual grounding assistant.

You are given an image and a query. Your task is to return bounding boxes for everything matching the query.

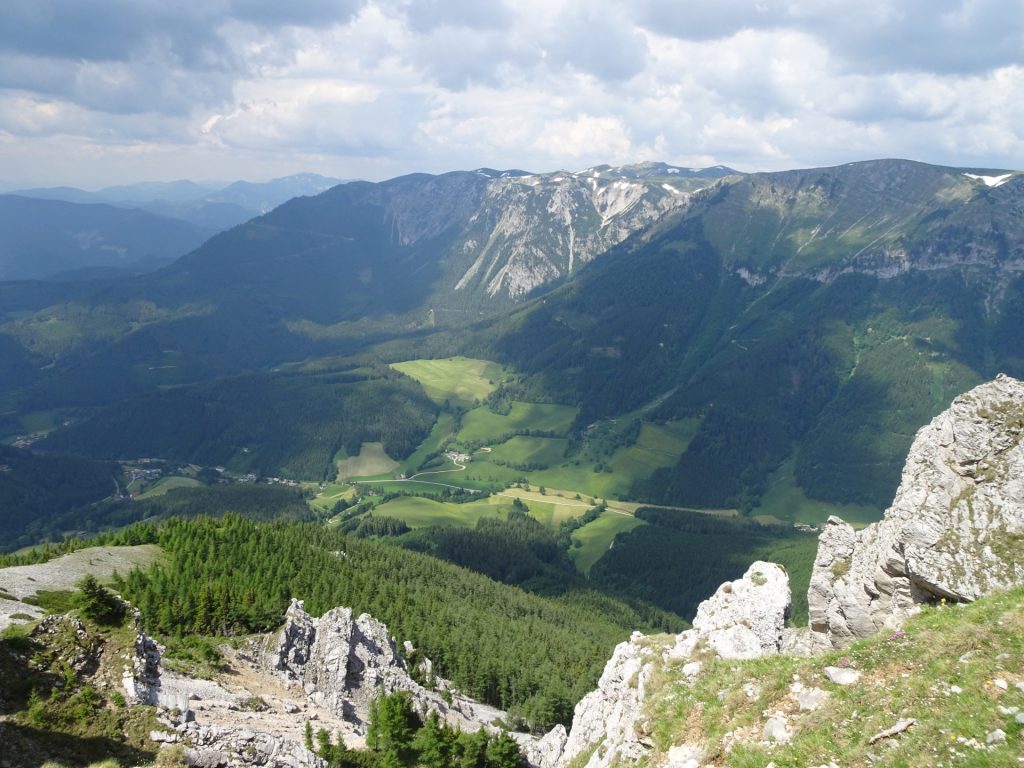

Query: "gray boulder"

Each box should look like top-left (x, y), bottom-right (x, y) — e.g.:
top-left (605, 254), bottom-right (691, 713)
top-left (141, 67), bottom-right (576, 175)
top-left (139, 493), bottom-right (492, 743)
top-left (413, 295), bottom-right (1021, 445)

top-left (808, 374), bottom-right (1024, 648)
top-left (692, 561), bottom-right (791, 659)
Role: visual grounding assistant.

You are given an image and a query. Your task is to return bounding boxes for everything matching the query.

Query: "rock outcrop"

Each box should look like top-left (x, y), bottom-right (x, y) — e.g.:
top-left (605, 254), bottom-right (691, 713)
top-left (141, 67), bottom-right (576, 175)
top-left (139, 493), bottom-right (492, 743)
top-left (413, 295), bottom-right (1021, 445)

top-left (546, 562), bottom-right (791, 768)
top-left (690, 561), bottom-right (791, 660)
top-left (807, 373), bottom-right (1024, 648)
top-left (267, 599), bottom-right (505, 733)
top-left (122, 611), bottom-right (162, 705)
top-left (180, 724), bottom-right (326, 768)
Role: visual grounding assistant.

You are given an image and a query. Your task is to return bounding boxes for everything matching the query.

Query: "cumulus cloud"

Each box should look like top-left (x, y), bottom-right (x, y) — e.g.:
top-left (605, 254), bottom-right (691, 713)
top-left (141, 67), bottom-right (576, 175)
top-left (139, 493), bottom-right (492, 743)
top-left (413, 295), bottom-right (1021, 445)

top-left (0, 0), bottom-right (1020, 187)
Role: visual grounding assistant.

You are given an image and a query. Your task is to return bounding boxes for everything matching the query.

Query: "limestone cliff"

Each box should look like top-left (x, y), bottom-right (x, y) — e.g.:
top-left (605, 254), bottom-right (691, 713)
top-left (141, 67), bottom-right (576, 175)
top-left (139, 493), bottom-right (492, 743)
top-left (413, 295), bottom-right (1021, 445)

top-left (537, 562), bottom-right (791, 768)
top-left (807, 373), bottom-right (1024, 648)
top-left (265, 599), bottom-right (506, 733)
top-left (539, 374), bottom-right (1024, 768)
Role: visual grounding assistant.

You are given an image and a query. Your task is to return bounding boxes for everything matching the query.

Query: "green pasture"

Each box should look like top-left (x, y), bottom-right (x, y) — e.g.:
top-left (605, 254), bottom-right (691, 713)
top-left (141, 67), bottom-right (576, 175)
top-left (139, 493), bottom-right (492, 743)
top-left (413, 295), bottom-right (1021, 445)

top-left (135, 476), bottom-right (202, 499)
top-left (399, 412), bottom-right (456, 474)
top-left (390, 357), bottom-right (505, 406)
top-left (371, 495), bottom-right (511, 528)
top-left (19, 410), bottom-right (60, 434)
top-left (569, 511), bottom-right (646, 574)
top-left (456, 401), bottom-right (577, 444)
top-left (310, 483), bottom-right (356, 513)
top-left (755, 458), bottom-right (881, 527)
top-left (486, 436), bottom-right (568, 466)
top-left (337, 442), bottom-right (399, 480)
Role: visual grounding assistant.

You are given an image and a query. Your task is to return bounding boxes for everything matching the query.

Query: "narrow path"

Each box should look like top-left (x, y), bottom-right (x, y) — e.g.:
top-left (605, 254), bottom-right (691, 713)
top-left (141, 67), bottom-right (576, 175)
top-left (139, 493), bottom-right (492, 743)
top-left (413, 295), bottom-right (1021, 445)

top-left (408, 461), bottom-right (466, 481)
top-left (493, 492), bottom-right (593, 509)
top-left (357, 461), bottom-right (481, 493)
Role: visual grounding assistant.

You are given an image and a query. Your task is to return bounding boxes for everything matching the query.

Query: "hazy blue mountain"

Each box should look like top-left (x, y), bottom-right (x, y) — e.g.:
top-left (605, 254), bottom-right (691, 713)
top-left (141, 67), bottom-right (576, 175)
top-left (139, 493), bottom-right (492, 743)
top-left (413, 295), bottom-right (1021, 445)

top-left (0, 195), bottom-right (212, 281)
top-left (11, 173), bottom-right (349, 232)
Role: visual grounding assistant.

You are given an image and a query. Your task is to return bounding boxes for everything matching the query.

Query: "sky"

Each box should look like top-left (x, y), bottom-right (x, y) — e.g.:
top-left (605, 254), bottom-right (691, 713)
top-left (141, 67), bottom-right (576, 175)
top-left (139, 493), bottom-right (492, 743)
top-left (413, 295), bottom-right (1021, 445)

top-left (0, 0), bottom-right (1022, 189)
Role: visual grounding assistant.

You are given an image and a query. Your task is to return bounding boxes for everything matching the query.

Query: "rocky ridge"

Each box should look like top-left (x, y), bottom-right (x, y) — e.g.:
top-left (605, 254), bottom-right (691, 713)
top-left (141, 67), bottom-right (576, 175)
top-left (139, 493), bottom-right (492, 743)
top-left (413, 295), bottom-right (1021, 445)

top-left (807, 373), bottom-right (1024, 648)
top-left (115, 599), bottom-right (512, 767)
top-left (537, 374), bottom-right (1024, 768)
top-left (532, 562), bottom-right (791, 768)
top-left (264, 599), bottom-right (506, 732)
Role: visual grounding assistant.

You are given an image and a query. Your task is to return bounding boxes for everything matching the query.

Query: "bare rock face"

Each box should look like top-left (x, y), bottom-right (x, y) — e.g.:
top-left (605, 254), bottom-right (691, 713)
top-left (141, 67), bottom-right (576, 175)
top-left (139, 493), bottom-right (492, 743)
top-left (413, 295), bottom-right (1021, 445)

top-left (268, 600), bottom-right (505, 733)
top-left (546, 562), bottom-right (791, 768)
top-left (691, 561), bottom-right (791, 660)
top-left (122, 610), bottom-right (162, 705)
top-left (182, 723), bottom-right (326, 768)
top-left (808, 374), bottom-right (1024, 648)
top-left (553, 630), bottom-right (653, 768)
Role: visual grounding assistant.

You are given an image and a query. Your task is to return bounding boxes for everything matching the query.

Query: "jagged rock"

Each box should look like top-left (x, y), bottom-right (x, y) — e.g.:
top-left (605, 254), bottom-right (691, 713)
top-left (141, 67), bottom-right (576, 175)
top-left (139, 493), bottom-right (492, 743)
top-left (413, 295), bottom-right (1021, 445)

top-left (183, 723), bottom-right (326, 768)
top-left (517, 725), bottom-right (568, 768)
top-left (123, 610), bottom-right (162, 705)
top-left (546, 563), bottom-right (792, 767)
top-left (692, 561), bottom-right (792, 659)
top-left (267, 599), bottom-right (504, 733)
top-left (808, 374), bottom-right (1024, 648)
top-left (552, 631), bottom-right (653, 768)
top-left (187, 750), bottom-right (229, 768)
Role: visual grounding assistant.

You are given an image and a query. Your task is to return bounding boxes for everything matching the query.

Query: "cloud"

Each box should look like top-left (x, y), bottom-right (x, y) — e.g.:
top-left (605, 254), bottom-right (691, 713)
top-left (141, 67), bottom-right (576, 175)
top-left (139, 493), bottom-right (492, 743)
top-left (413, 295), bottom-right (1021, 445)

top-left (0, 0), bottom-right (1021, 188)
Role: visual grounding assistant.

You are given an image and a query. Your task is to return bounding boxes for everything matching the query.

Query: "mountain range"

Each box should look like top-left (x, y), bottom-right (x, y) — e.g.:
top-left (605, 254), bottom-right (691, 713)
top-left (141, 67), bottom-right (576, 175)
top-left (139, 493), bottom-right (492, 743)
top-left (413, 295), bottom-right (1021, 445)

top-left (1, 158), bottom-right (1022, 522)
top-left (11, 172), bottom-right (347, 232)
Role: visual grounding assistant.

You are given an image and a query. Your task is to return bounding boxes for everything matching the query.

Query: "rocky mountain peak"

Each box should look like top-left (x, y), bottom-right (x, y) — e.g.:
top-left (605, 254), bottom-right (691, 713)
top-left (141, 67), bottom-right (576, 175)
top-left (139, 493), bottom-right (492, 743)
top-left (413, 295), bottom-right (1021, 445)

top-left (536, 562), bottom-right (792, 768)
top-left (266, 599), bottom-right (507, 733)
top-left (807, 373), bottom-right (1024, 648)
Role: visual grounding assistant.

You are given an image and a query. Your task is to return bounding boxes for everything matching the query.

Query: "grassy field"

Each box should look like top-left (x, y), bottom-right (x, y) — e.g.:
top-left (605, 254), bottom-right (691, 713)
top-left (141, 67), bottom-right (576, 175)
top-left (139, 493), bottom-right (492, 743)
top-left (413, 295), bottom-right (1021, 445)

top-left (569, 511), bottom-right (646, 574)
top-left (310, 483), bottom-right (356, 514)
top-left (456, 402), bottom-right (578, 444)
top-left (135, 476), bottom-right (201, 499)
top-left (390, 357), bottom-right (505, 406)
top-left (755, 458), bottom-right (881, 527)
top-left (486, 436), bottom-right (568, 466)
top-left (637, 586), bottom-right (1024, 767)
top-left (372, 488), bottom-right (598, 530)
top-left (18, 410), bottom-right (60, 434)
top-left (371, 495), bottom-right (512, 528)
top-left (337, 442), bottom-right (399, 480)
top-left (395, 412), bottom-right (456, 476)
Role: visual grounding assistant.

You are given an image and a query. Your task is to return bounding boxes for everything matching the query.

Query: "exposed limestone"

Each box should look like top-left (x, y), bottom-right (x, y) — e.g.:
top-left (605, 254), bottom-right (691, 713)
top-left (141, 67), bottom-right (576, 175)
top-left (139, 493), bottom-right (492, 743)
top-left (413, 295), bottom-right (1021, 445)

top-left (808, 374), bottom-right (1024, 648)
top-left (517, 725), bottom-right (568, 768)
top-left (266, 599), bottom-right (506, 734)
top-left (121, 609), bottom-right (162, 706)
top-left (691, 561), bottom-right (791, 660)
top-left (544, 562), bottom-right (792, 768)
top-left (182, 723), bottom-right (326, 768)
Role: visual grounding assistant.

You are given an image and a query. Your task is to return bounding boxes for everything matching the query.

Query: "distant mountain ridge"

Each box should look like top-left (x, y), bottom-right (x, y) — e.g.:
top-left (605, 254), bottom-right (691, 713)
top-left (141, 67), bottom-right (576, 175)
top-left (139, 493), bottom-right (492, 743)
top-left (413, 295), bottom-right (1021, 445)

top-left (0, 195), bottom-right (211, 281)
top-left (11, 172), bottom-right (349, 232)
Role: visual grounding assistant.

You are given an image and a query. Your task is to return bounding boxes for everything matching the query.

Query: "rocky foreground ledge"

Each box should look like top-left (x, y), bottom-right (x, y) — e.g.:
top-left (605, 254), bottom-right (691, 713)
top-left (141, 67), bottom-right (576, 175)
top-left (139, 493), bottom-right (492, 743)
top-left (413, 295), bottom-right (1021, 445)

top-left (534, 374), bottom-right (1024, 768)
top-left (114, 600), bottom-right (515, 767)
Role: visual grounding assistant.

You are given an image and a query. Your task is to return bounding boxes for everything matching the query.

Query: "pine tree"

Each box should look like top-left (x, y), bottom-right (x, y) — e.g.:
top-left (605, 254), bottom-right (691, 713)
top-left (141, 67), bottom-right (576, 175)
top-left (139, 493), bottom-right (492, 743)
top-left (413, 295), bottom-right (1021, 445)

top-left (485, 731), bottom-right (522, 768)
top-left (411, 711), bottom-right (451, 768)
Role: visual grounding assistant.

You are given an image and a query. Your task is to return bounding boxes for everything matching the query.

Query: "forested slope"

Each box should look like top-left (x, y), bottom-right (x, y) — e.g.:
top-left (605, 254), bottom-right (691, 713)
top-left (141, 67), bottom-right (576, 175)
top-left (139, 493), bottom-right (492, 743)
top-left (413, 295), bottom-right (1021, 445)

top-left (109, 515), bottom-right (684, 729)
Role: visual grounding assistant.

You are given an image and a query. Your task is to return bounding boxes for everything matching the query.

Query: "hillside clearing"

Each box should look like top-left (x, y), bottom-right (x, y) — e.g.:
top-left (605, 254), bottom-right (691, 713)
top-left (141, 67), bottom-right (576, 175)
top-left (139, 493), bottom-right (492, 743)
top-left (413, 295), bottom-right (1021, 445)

top-left (570, 511), bottom-right (646, 574)
top-left (0, 545), bottom-right (164, 600)
top-left (337, 442), bottom-right (399, 480)
top-left (390, 357), bottom-right (504, 406)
